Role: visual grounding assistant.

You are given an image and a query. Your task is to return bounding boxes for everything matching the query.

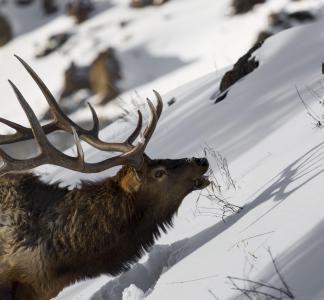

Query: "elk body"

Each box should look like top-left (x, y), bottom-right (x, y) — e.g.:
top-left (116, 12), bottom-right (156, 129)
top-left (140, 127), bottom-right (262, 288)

top-left (0, 56), bottom-right (210, 300)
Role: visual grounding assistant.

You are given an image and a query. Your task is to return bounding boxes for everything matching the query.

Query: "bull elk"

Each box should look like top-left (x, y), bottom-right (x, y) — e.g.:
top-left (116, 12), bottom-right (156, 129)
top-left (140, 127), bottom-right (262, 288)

top-left (0, 56), bottom-right (210, 300)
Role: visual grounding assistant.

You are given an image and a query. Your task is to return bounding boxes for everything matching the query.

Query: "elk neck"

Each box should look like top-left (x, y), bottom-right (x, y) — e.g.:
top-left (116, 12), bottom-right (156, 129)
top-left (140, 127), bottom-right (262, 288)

top-left (45, 166), bottom-right (176, 279)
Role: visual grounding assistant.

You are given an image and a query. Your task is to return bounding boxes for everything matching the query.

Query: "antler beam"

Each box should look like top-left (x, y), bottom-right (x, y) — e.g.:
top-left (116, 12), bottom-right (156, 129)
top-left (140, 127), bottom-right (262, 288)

top-left (0, 56), bottom-right (163, 175)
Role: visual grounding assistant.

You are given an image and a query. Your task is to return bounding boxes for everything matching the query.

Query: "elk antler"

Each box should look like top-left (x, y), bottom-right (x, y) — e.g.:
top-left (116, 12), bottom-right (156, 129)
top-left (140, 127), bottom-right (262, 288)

top-left (0, 55), bottom-right (163, 176)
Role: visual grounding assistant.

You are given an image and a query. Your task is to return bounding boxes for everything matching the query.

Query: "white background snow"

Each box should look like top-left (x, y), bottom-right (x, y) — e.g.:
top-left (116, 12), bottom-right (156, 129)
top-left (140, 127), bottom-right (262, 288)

top-left (1, 0), bottom-right (324, 299)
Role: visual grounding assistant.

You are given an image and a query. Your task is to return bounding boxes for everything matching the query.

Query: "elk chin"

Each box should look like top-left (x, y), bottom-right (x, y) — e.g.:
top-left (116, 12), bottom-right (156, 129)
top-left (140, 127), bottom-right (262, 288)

top-left (193, 175), bottom-right (210, 190)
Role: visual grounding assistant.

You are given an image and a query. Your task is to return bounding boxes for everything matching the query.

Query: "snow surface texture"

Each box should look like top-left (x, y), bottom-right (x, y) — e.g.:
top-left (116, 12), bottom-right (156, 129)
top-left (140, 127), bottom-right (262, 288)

top-left (1, 0), bottom-right (324, 299)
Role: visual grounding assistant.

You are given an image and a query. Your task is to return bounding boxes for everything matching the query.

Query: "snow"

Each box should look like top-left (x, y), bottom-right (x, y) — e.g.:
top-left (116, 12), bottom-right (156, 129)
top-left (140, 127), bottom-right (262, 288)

top-left (2, 0), bottom-right (324, 299)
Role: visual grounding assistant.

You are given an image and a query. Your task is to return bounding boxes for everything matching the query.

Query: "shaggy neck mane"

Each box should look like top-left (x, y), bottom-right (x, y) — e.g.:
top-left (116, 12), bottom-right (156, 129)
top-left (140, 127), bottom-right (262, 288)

top-left (0, 171), bottom-right (180, 286)
top-left (37, 170), bottom-right (177, 280)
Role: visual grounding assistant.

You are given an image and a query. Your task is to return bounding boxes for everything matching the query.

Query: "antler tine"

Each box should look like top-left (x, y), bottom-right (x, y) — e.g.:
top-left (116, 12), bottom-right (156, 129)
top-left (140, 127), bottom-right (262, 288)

top-left (0, 117), bottom-right (33, 144)
top-left (153, 90), bottom-right (163, 119)
top-left (87, 102), bottom-right (100, 137)
top-left (0, 118), bottom-right (29, 133)
top-left (71, 126), bottom-right (85, 167)
top-left (0, 80), bottom-right (143, 175)
top-left (10, 55), bottom-right (136, 152)
top-left (125, 110), bottom-right (143, 144)
top-left (8, 80), bottom-right (49, 151)
top-left (14, 55), bottom-right (80, 130)
top-left (142, 91), bottom-right (163, 147)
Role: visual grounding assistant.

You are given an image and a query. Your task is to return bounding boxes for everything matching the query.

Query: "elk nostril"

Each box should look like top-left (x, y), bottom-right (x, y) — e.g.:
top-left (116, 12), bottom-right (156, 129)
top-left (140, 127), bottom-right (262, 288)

top-left (194, 158), bottom-right (209, 167)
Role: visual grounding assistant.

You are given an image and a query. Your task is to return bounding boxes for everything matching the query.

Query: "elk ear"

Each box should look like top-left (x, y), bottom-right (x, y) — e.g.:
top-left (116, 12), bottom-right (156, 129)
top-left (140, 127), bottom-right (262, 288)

top-left (120, 168), bottom-right (141, 194)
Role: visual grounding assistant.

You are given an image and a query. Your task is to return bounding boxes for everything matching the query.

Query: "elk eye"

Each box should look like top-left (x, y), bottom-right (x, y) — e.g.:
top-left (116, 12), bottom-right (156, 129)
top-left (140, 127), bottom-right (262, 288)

top-left (154, 169), bottom-right (166, 178)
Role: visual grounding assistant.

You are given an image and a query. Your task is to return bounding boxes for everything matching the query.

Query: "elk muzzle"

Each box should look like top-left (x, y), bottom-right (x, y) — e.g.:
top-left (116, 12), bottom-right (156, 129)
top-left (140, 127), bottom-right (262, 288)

top-left (190, 157), bottom-right (210, 190)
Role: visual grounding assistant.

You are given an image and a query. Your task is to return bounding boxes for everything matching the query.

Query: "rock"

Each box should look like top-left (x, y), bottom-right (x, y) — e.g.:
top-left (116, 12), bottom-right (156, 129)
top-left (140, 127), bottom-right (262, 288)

top-left (231, 0), bottom-right (266, 15)
top-left (219, 41), bottom-right (262, 93)
top-left (167, 97), bottom-right (176, 106)
top-left (61, 62), bottom-right (90, 98)
top-left (130, 0), bottom-right (151, 7)
top-left (15, 0), bottom-right (34, 5)
top-left (89, 48), bottom-right (122, 105)
top-left (35, 32), bottom-right (70, 58)
top-left (0, 14), bottom-right (12, 47)
top-left (42, 0), bottom-right (58, 14)
top-left (288, 11), bottom-right (315, 22)
top-left (254, 9), bottom-right (315, 49)
top-left (130, 0), bottom-right (168, 8)
top-left (66, 0), bottom-right (94, 23)
top-left (42, 62), bottom-right (90, 120)
top-left (255, 30), bottom-right (272, 44)
top-left (55, 48), bottom-right (121, 110)
top-left (269, 10), bottom-right (315, 29)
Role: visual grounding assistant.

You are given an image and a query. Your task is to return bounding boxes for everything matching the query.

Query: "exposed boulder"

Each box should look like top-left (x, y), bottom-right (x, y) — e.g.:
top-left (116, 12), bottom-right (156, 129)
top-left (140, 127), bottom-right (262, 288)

top-left (42, 0), bottom-right (58, 14)
top-left (89, 48), bottom-right (121, 105)
top-left (42, 62), bottom-right (90, 120)
top-left (61, 62), bottom-right (90, 98)
top-left (66, 0), bottom-right (94, 23)
top-left (42, 48), bottom-right (122, 119)
top-left (255, 30), bottom-right (272, 44)
top-left (35, 32), bottom-right (70, 58)
top-left (219, 41), bottom-right (262, 93)
top-left (231, 0), bottom-right (266, 15)
top-left (0, 14), bottom-right (12, 47)
top-left (15, 0), bottom-right (34, 5)
top-left (130, 0), bottom-right (169, 8)
top-left (254, 9), bottom-right (315, 46)
top-left (269, 10), bottom-right (315, 29)
top-left (289, 11), bottom-right (315, 22)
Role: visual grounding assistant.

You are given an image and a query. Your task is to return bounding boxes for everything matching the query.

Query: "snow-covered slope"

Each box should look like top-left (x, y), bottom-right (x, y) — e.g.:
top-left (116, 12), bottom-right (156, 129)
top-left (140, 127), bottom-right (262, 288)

top-left (0, 0), bottom-right (280, 125)
top-left (2, 1), bottom-right (324, 300)
top-left (50, 17), bottom-right (324, 300)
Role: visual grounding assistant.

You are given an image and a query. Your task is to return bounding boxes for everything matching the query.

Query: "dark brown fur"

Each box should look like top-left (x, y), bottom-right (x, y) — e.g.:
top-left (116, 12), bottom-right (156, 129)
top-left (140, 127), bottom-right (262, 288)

top-left (0, 156), bottom-right (209, 300)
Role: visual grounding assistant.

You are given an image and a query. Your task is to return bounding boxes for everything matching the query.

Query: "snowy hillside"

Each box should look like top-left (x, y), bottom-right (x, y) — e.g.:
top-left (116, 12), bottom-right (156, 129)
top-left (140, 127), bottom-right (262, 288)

top-left (2, 0), bottom-right (324, 300)
top-left (50, 18), bottom-right (324, 299)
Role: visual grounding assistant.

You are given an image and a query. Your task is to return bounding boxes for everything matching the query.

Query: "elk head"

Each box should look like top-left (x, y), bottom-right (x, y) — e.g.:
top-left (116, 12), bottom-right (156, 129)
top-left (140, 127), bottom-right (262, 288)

top-left (118, 157), bottom-right (210, 213)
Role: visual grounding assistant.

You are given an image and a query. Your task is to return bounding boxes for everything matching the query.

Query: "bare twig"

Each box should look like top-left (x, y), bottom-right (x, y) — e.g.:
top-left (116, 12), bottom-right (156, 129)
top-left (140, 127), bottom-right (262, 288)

top-left (231, 286), bottom-right (283, 300)
top-left (227, 249), bottom-right (294, 300)
top-left (167, 274), bottom-right (219, 285)
top-left (194, 145), bottom-right (241, 221)
top-left (228, 231), bottom-right (275, 251)
top-left (306, 85), bottom-right (323, 103)
top-left (267, 249), bottom-right (294, 299)
top-left (229, 277), bottom-right (292, 298)
top-left (204, 144), bottom-right (236, 190)
top-left (208, 289), bottom-right (221, 300)
top-left (228, 277), bottom-right (254, 300)
top-left (295, 85), bottom-right (322, 127)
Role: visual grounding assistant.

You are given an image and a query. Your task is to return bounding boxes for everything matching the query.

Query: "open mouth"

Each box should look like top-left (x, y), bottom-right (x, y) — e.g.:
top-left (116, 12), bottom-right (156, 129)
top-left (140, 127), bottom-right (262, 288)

top-left (193, 175), bottom-right (210, 190)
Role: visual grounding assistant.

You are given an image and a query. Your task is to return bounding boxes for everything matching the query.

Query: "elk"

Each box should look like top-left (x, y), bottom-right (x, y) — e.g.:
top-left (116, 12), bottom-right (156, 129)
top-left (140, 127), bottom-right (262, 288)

top-left (0, 56), bottom-right (210, 300)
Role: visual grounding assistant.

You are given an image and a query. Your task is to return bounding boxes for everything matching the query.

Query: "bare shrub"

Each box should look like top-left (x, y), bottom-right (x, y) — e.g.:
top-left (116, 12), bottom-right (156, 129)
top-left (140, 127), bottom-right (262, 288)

top-left (194, 145), bottom-right (242, 221)
top-left (228, 249), bottom-right (295, 300)
top-left (295, 85), bottom-right (322, 128)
